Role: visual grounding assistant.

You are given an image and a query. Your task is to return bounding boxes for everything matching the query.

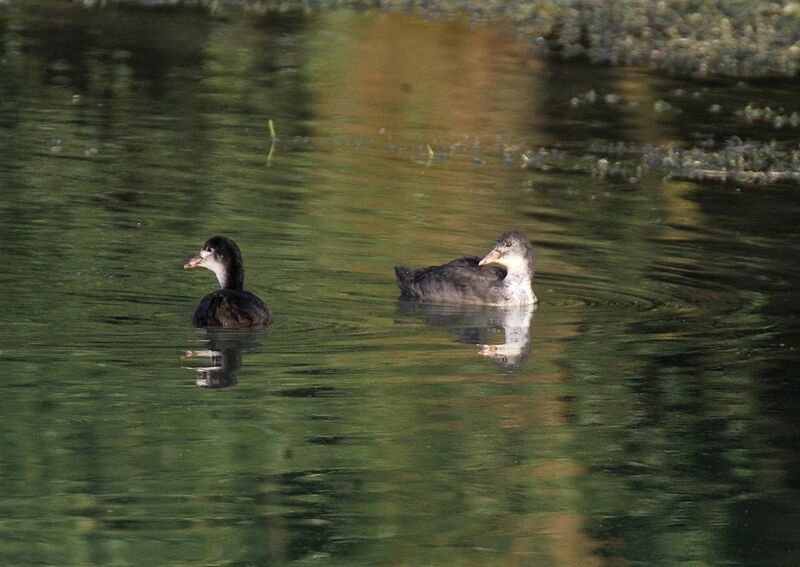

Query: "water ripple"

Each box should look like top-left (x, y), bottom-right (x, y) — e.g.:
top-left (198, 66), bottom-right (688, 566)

top-left (540, 274), bottom-right (682, 313)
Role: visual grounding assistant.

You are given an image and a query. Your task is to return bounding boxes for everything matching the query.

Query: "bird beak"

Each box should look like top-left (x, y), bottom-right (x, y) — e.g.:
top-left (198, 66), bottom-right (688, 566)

top-left (478, 248), bottom-right (503, 266)
top-left (183, 254), bottom-right (204, 269)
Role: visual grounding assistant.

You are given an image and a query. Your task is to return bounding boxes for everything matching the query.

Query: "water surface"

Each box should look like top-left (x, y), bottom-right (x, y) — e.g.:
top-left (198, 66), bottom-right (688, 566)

top-left (1, 3), bottom-right (799, 566)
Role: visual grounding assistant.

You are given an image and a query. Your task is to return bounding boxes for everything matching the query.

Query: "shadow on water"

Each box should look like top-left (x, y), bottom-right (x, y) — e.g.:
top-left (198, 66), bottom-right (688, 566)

top-left (183, 327), bottom-right (267, 388)
top-left (396, 299), bottom-right (535, 370)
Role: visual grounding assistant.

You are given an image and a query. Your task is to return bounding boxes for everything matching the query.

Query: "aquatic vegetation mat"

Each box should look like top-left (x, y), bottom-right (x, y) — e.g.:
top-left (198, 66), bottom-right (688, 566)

top-left (521, 138), bottom-right (800, 185)
top-left (72, 0), bottom-right (800, 78)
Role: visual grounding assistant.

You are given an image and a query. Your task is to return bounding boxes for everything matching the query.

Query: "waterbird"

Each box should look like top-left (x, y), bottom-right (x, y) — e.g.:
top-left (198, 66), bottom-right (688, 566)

top-left (184, 236), bottom-right (271, 327)
top-left (395, 231), bottom-right (538, 306)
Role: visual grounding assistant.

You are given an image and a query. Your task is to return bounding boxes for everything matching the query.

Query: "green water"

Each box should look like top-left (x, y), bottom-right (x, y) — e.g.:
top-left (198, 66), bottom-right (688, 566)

top-left (1, 3), bottom-right (799, 566)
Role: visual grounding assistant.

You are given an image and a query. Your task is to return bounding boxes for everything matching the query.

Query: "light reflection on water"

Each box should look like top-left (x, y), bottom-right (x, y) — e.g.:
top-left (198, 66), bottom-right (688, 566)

top-left (1, 3), bottom-right (799, 566)
top-left (395, 300), bottom-right (535, 370)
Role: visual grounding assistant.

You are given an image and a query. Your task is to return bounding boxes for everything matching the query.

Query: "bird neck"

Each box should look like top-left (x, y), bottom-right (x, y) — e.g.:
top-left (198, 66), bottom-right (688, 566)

top-left (220, 263), bottom-right (244, 290)
top-left (501, 255), bottom-right (533, 283)
top-left (499, 255), bottom-right (534, 304)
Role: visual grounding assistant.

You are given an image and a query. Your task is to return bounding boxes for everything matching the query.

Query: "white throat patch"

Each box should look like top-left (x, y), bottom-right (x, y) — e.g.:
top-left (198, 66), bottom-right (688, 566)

top-left (201, 250), bottom-right (227, 288)
top-left (499, 254), bottom-right (530, 277)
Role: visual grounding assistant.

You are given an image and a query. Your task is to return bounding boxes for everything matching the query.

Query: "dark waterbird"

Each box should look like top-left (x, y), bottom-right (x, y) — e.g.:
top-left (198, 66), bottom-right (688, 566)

top-left (395, 231), bottom-right (538, 306)
top-left (184, 236), bottom-right (271, 327)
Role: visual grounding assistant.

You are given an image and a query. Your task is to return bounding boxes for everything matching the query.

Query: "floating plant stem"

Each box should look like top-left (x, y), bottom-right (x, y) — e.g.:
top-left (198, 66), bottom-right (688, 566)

top-left (267, 118), bottom-right (276, 166)
top-left (425, 143), bottom-right (435, 167)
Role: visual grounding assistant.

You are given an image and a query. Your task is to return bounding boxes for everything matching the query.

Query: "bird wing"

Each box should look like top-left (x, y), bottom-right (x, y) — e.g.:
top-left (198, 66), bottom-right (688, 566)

top-left (399, 256), bottom-right (507, 301)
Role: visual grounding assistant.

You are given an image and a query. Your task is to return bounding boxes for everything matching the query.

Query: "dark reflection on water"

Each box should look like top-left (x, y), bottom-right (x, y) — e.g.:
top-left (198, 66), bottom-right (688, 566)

top-left (184, 327), bottom-right (266, 388)
top-left (396, 300), bottom-right (534, 370)
top-left (1, 2), bottom-right (800, 566)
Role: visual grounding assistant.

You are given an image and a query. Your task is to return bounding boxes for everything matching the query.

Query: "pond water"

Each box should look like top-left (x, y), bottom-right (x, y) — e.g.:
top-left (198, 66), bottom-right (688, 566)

top-left (1, 3), bottom-right (800, 566)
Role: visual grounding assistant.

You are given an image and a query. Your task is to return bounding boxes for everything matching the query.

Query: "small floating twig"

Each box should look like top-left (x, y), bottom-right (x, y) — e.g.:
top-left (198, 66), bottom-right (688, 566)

top-left (267, 119), bottom-right (277, 166)
top-left (424, 143), bottom-right (436, 167)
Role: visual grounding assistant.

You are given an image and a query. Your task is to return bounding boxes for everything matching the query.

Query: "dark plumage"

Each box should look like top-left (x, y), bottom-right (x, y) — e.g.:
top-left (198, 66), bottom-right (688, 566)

top-left (184, 236), bottom-right (271, 327)
top-left (395, 257), bottom-right (506, 302)
top-left (395, 231), bottom-right (537, 306)
top-left (191, 289), bottom-right (270, 327)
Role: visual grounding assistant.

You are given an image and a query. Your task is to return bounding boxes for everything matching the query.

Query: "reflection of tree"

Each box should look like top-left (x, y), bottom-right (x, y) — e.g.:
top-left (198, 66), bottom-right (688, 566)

top-left (303, 11), bottom-right (548, 263)
top-left (0, 3), bottom-right (314, 326)
top-left (562, 180), bottom-right (800, 566)
top-left (18, 5), bottom-right (210, 94)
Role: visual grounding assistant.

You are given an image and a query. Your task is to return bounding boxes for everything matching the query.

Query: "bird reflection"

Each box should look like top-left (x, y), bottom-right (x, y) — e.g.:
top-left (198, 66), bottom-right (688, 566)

top-left (396, 300), bottom-right (535, 369)
top-left (182, 327), bottom-right (265, 388)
